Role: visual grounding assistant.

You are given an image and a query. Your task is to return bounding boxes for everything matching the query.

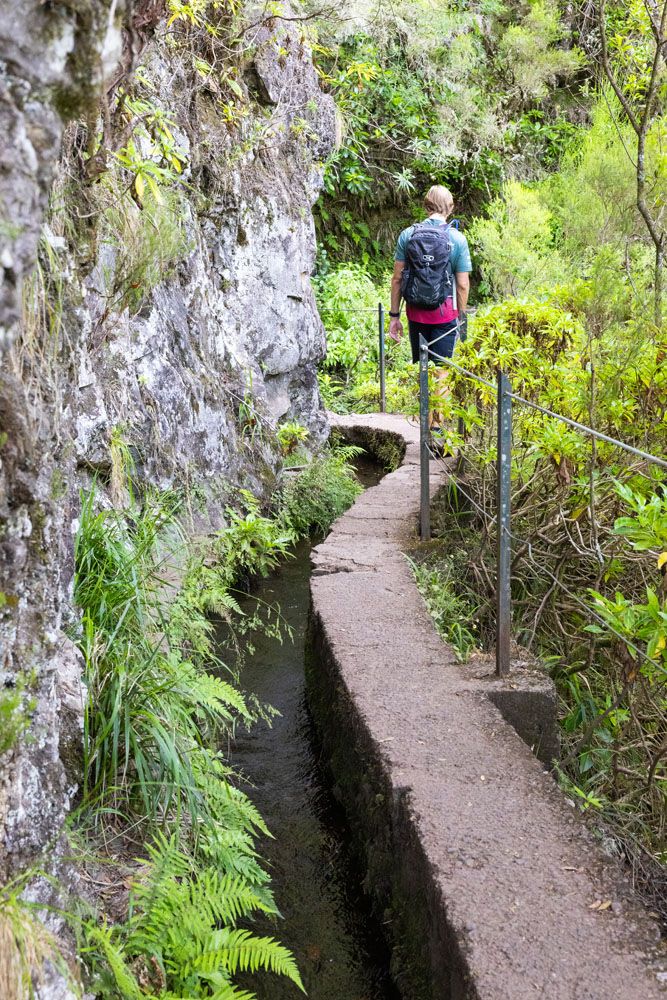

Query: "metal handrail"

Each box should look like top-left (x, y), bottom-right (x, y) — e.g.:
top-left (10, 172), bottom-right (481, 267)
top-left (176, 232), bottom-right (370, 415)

top-left (507, 391), bottom-right (667, 471)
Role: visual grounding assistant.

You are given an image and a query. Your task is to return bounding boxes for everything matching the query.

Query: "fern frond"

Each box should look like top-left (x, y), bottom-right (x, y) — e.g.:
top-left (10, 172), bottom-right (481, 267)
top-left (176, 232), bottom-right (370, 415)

top-left (188, 672), bottom-right (252, 724)
top-left (191, 928), bottom-right (305, 992)
top-left (199, 832), bottom-right (273, 892)
top-left (200, 780), bottom-right (272, 839)
top-left (84, 922), bottom-right (143, 1000)
top-left (160, 991), bottom-right (256, 1000)
top-left (191, 870), bottom-right (274, 926)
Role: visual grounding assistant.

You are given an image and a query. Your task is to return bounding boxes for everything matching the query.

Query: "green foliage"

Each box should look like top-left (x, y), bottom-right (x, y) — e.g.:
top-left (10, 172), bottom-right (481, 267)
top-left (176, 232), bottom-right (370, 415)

top-left (215, 491), bottom-right (293, 582)
top-left (314, 262), bottom-right (417, 415)
top-left (550, 97), bottom-right (641, 256)
top-left (72, 478), bottom-right (312, 996)
top-left (468, 182), bottom-right (569, 298)
top-left (74, 487), bottom-right (255, 824)
top-left (309, 0), bottom-right (667, 887)
top-left (279, 446), bottom-right (363, 537)
top-left (474, 93), bottom-right (667, 312)
top-left (0, 675), bottom-right (34, 757)
top-left (411, 557), bottom-right (479, 662)
top-left (114, 87), bottom-right (188, 204)
top-left (315, 264), bottom-right (382, 371)
top-left (100, 188), bottom-right (189, 315)
top-left (613, 482), bottom-right (667, 553)
top-left (496, 1), bottom-right (583, 102)
top-left (511, 111), bottom-right (582, 171)
top-left (70, 440), bottom-right (371, 996)
top-left (167, 0), bottom-right (235, 29)
top-left (276, 420), bottom-right (309, 456)
top-left (312, 0), bottom-right (584, 263)
top-left (82, 833), bottom-right (303, 1000)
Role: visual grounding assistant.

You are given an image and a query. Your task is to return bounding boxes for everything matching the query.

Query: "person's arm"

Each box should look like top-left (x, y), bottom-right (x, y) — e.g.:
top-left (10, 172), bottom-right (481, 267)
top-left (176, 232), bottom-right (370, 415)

top-left (455, 271), bottom-right (469, 314)
top-left (389, 260), bottom-right (405, 342)
top-left (454, 233), bottom-right (472, 317)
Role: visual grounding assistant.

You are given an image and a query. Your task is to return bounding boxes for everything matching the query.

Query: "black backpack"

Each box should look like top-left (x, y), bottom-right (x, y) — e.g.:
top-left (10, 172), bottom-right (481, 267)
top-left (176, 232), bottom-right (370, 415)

top-left (400, 222), bottom-right (453, 309)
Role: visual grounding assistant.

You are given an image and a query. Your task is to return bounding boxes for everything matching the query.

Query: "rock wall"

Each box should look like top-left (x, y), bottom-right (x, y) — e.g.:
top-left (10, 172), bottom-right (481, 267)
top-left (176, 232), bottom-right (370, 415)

top-left (0, 0), bottom-right (334, 884)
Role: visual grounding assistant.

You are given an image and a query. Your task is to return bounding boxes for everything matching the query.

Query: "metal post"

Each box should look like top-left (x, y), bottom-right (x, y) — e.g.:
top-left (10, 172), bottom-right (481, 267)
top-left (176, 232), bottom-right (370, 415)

top-left (378, 302), bottom-right (386, 413)
top-left (496, 369), bottom-right (512, 676)
top-left (419, 336), bottom-right (431, 541)
top-left (456, 413), bottom-right (466, 477)
top-left (456, 312), bottom-right (467, 464)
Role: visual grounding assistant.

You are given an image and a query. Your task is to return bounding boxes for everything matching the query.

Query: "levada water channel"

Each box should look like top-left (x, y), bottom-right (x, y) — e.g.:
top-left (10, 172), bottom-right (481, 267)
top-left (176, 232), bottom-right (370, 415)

top-left (220, 458), bottom-right (400, 999)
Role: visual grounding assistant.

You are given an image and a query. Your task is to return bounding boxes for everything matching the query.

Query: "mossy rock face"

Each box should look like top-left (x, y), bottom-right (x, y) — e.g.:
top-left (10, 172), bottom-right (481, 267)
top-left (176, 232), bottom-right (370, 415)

top-left (0, 0), bottom-right (336, 911)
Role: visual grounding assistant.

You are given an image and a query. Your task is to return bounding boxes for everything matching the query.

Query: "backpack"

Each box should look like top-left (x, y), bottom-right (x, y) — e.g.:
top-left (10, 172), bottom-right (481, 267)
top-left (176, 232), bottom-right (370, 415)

top-left (400, 222), bottom-right (454, 309)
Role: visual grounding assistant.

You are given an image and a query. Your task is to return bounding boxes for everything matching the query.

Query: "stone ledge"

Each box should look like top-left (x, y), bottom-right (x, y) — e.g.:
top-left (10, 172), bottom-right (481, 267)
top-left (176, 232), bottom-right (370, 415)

top-left (306, 412), bottom-right (666, 1000)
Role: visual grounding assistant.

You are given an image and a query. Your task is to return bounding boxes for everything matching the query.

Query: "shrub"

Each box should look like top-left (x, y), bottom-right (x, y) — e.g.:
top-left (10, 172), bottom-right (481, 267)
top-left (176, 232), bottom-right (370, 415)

top-left (315, 264), bottom-right (383, 371)
top-left (279, 446), bottom-right (363, 537)
top-left (468, 181), bottom-right (569, 299)
top-left (276, 420), bottom-right (309, 456)
top-left (74, 489), bottom-right (255, 824)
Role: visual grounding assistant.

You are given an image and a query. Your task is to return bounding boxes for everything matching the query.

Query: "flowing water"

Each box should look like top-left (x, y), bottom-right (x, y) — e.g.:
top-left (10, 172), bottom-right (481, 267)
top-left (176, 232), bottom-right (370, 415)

top-left (224, 462), bottom-right (399, 1000)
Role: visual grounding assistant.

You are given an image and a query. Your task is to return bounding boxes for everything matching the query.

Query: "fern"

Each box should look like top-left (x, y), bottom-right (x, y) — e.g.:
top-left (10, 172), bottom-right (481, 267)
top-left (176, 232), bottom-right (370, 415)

top-left (187, 670), bottom-right (252, 728)
top-left (189, 928), bottom-right (304, 989)
top-left (83, 922), bottom-right (143, 1000)
top-left (98, 834), bottom-right (302, 999)
top-left (74, 484), bottom-right (308, 997)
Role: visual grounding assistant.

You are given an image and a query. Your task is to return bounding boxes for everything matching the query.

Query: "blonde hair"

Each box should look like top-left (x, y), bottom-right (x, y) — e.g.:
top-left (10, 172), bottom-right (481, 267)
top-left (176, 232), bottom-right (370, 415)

top-left (424, 185), bottom-right (454, 217)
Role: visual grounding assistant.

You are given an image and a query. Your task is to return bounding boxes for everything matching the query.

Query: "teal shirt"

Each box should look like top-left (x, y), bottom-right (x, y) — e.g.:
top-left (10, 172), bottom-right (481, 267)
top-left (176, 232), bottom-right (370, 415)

top-left (395, 218), bottom-right (472, 273)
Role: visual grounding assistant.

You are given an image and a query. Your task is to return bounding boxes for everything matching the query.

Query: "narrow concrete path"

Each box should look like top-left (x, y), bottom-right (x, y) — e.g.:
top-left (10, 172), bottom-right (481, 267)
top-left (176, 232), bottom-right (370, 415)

top-left (308, 412), bottom-right (666, 1000)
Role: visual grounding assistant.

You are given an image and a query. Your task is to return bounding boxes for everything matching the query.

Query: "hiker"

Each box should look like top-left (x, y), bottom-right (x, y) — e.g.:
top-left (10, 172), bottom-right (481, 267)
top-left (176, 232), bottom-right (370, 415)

top-left (388, 185), bottom-right (472, 426)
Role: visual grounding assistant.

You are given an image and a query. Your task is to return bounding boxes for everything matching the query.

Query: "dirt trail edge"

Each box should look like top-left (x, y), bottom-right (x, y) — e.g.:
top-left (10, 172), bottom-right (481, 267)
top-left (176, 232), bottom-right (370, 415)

top-left (306, 411), bottom-right (666, 1000)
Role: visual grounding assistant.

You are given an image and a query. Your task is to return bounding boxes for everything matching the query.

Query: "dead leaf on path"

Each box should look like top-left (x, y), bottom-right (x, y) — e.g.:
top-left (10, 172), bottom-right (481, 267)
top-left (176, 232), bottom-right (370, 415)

top-left (562, 865), bottom-right (584, 873)
top-left (589, 899), bottom-right (612, 911)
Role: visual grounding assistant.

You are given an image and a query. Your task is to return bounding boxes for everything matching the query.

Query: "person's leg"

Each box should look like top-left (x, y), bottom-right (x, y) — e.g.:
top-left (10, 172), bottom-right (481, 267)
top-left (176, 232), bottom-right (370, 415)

top-left (408, 321), bottom-right (436, 425)
top-left (426, 323), bottom-right (457, 427)
top-left (407, 320), bottom-right (457, 427)
top-left (408, 322), bottom-right (421, 364)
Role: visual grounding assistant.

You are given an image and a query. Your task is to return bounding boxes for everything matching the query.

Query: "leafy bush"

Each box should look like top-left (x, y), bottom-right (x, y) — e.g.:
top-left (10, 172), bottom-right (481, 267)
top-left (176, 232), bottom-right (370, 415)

top-left (496, 1), bottom-right (583, 103)
top-left (276, 420), bottom-right (309, 456)
top-left (315, 261), bottom-right (417, 414)
top-left (468, 182), bottom-right (569, 298)
top-left (315, 264), bottom-right (382, 371)
top-left (279, 446), bottom-right (363, 537)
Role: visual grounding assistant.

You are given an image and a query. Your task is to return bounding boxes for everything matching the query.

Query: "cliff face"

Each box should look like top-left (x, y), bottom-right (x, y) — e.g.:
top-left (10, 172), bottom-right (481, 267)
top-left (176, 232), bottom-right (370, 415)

top-left (0, 0), bottom-right (334, 885)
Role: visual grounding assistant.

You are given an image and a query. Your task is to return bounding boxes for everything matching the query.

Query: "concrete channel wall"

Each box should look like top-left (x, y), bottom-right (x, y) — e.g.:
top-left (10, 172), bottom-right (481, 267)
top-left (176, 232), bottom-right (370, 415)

top-left (306, 413), bottom-right (666, 1000)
